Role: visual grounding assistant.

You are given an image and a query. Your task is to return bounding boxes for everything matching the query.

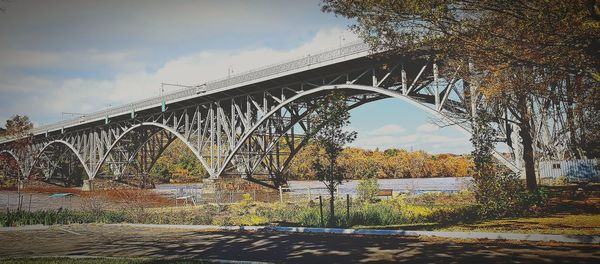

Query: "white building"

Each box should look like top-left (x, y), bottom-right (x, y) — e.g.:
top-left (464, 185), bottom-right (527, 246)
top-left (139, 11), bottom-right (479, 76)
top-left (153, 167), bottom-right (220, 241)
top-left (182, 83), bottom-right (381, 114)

top-left (538, 159), bottom-right (599, 182)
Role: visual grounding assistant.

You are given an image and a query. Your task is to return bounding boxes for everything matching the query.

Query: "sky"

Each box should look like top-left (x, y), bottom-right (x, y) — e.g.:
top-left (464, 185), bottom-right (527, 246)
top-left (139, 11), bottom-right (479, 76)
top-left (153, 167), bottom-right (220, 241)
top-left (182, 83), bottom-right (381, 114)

top-left (0, 0), bottom-right (473, 154)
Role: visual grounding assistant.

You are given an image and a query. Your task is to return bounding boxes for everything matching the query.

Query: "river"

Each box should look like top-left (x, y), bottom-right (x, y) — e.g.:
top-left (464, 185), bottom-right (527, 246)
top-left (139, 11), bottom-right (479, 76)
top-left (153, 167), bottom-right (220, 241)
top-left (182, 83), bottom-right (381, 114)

top-left (155, 177), bottom-right (473, 197)
top-left (288, 177), bottom-right (472, 196)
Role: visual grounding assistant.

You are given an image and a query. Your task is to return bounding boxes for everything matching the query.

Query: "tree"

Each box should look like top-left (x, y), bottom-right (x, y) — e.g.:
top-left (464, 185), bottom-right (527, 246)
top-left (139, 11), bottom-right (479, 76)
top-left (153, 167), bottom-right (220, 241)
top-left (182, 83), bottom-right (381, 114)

top-left (470, 110), bottom-right (526, 217)
top-left (322, 0), bottom-right (599, 191)
top-left (310, 92), bottom-right (357, 227)
top-left (356, 177), bottom-right (379, 203)
top-left (3, 115), bottom-right (33, 203)
top-left (150, 140), bottom-right (208, 183)
top-left (4, 115), bottom-right (33, 169)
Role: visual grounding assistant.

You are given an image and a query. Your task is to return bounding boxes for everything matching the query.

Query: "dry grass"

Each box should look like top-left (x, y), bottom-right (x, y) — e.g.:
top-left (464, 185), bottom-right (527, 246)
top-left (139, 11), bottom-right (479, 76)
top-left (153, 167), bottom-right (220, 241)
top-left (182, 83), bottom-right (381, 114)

top-left (81, 189), bottom-right (174, 208)
top-left (439, 214), bottom-right (600, 235)
top-left (439, 197), bottom-right (600, 235)
top-left (23, 186), bottom-right (85, 195)
top-left (22, 183), bottom-right (174, 209)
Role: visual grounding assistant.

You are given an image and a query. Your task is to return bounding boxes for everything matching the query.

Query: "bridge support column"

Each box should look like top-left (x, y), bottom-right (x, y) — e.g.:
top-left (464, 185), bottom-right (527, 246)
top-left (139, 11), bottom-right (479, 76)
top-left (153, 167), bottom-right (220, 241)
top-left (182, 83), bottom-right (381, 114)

top-left (202, 178), bottom-right (218, 194)
top-left (82, 179), bottom-right (94, 191)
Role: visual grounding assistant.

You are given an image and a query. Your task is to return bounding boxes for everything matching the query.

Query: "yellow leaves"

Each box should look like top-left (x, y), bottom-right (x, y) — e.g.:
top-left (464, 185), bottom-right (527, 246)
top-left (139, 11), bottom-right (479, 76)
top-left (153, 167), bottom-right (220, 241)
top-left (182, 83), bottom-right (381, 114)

top-left (288, 144), bottom-right (473, 180)
top-left (591, 72), bottom-right (600, 82)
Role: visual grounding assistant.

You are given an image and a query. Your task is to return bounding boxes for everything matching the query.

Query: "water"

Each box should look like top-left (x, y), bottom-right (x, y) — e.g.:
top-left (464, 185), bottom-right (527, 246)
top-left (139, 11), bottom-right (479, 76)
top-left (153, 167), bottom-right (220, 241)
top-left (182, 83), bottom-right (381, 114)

top-left (154, 183), bottom-right (203, 195)
top-left (154, 177), bottom-right (473, 198)
top-left (288, 177), bottom-right (473, 196)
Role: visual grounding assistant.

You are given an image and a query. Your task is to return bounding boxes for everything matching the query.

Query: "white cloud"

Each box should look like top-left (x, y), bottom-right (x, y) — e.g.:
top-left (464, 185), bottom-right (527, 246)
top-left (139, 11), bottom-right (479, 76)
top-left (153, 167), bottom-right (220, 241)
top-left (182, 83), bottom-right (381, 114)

top-left (416, 123), bottom-right (440, 133)
top-left (367, 124), bottom-right (406, 136)
top-left (0, 27), bottom-right (359, 125)
top-left (351, 123), bottom-right (471, 153)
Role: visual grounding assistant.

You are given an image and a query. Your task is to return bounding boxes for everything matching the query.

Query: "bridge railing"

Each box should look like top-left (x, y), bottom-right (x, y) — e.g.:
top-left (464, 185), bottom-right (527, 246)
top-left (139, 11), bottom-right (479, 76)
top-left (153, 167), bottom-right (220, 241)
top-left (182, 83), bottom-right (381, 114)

top-left (0, 41), bottom-right (370, 144)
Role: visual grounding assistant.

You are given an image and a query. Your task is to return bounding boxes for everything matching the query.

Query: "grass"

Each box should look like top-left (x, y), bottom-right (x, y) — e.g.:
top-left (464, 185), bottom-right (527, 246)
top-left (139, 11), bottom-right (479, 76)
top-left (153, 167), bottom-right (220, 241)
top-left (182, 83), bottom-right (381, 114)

top-left (0, 257), bottom-right (209, 264)
top-left (438, 214), bottom-right (600, 235)
top-left (2, 188), bottom-right (599, 236)
top-left (1, 209), bottom-right (127, 226)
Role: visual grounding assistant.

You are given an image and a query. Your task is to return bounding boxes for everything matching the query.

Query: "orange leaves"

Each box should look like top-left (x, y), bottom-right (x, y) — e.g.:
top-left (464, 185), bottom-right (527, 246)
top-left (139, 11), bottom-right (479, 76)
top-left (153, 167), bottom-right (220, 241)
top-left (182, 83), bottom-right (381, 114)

top-left (287, 144), bottom-right (474, 180)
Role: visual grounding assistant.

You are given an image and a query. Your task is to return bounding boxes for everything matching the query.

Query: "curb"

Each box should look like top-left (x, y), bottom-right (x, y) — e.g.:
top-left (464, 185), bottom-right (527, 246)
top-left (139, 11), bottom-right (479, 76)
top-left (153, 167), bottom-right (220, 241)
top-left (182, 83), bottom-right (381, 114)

top-left (114, 223), bottom-right (600, 244)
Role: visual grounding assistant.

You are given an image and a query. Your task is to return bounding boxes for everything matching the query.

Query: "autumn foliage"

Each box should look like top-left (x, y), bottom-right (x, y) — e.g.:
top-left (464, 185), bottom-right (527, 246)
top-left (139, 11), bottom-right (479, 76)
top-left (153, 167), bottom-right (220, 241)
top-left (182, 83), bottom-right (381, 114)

top-left (288, 143), bottom-right (472, 181)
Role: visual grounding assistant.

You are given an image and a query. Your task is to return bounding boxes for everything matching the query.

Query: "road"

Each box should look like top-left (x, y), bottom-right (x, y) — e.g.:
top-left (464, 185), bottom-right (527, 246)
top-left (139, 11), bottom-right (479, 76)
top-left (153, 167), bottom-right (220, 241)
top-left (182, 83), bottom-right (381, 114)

top-left (1, 224), bottom-right (599, 263)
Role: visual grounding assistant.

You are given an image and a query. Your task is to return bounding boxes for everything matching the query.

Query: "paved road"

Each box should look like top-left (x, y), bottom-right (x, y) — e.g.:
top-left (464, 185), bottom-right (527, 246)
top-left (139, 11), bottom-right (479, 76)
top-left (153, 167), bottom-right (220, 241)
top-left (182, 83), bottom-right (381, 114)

top-left (1, 224), bottom-right (599, 263)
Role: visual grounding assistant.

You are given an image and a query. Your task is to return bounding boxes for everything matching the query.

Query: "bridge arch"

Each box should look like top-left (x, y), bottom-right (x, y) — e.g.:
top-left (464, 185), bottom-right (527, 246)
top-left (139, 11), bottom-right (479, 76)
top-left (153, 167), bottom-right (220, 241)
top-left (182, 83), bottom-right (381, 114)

top-left (30, 140), bottom-right (92, 180)
top-left (92, 122), bottom-right (212, 179)
top-left (0, 150), bottom-right (24, 178)
top-left (219, 84), bottom-right (520, 177)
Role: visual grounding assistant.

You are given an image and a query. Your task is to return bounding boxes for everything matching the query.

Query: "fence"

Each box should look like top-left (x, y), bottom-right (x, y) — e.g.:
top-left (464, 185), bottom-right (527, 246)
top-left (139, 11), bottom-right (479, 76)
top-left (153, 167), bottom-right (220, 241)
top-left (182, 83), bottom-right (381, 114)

top-left (3, 191), bottom-right (74, 212)
top-left (167, 186), bottom-right (280, 206)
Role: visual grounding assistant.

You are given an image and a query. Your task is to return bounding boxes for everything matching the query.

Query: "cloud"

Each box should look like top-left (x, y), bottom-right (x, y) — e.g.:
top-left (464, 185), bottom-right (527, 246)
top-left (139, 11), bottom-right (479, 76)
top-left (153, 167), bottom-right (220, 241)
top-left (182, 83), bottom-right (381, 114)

top-left (416, 123), bottom-right (440, 133)
top-left (367, 124), bottom-right (406, 136)
top-left (351, 123), bottom-right (471, 153)
top-left (0, 27), bottom-right (359, 126)
top-left (0, 0), bottom-right (345, 54)
top-left (0, 49), bottom-right (143, 74)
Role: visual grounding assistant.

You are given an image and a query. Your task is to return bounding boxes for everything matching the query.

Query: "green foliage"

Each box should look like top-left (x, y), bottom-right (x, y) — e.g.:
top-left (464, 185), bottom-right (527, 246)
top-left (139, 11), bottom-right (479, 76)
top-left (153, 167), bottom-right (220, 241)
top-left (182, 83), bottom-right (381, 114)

top-left (473, 172), bottom-right (524, 218)
top-left (311, 92), bottom-right (357, 187)
top-left (239, 193), bottom-right (253, 207)
top-left (150, 140), bottom-right (208, 183)
top-left (356, 177), bottom-right (379, 203)
top-left (470, 111), bottom-right (527, 217)
top-left (310, 92), bottom-right (357, 226)
top-left (518, 188), bottom-right (550, 214)
top-left (1, 209), bottom-right (127, 227)
top-left (468, 110), bottom-right (549, 217)
top-left (0, 189), bottom-right (548, 229)
top-left (322, 0), bottom-right (600, 189)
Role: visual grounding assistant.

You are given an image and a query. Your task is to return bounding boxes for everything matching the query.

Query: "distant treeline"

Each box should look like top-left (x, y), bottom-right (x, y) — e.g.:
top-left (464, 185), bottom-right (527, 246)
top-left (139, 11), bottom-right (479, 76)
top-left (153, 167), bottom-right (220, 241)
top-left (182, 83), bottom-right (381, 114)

top-left (287, 144), bottom-right (472, 180)
top-left (148, 141), bottom-right (472, 183)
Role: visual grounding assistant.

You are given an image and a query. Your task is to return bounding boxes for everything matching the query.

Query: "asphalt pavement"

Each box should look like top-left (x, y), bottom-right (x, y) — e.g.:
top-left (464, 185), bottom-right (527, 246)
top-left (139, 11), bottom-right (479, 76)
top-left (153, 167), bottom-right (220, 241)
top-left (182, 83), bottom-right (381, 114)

top-left (1, 224), bottom-right (599, 263)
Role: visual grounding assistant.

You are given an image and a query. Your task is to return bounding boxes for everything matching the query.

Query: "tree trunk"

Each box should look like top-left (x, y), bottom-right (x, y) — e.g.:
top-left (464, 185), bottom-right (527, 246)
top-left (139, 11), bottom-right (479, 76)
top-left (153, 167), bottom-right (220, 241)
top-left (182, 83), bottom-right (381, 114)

top-left (329, 185), bottom-right (335, 227)
top-left (517, 96), bottom-right (538, 192)
top-left (564, 76), bottom-right (581, 159)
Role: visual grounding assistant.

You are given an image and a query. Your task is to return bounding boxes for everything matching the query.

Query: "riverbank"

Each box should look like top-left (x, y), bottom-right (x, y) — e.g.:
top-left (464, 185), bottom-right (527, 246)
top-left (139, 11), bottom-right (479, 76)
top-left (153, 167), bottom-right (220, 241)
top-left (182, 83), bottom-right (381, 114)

top-left (2, 190), bottom-right (599, 236)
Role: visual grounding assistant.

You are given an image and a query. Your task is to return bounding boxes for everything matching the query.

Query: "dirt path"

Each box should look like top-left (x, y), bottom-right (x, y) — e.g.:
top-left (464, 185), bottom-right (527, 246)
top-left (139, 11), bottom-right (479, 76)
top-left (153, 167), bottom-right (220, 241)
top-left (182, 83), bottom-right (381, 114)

top-left (1, 224), bottom-right (599, 263)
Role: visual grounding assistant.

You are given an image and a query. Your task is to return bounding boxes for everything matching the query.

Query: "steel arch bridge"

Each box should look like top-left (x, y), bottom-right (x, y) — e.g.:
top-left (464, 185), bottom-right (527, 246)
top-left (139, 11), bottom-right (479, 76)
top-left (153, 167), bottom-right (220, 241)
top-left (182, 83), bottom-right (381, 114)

top-left (0, 42), bottom-right (566, 188)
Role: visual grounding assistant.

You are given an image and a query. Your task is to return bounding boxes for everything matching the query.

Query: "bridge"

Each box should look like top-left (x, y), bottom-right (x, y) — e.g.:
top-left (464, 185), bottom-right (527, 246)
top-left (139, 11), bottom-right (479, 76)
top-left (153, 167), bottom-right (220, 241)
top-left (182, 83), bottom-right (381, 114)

top-left (1, 41), bottom-right (554, 189)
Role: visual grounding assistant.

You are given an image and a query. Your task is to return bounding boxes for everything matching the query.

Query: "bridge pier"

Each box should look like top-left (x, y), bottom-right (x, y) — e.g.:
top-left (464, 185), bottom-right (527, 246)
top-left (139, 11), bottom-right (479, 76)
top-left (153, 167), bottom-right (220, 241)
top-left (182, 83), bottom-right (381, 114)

top-left (201, 178), bottom-right (218, 194)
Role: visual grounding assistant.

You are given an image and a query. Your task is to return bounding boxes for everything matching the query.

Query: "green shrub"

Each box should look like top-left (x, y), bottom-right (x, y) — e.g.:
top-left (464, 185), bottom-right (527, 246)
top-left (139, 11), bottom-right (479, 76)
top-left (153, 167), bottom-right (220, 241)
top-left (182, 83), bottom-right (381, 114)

top-left (472, 171), bottom-right (523, 218)
top-left (518, 187), bottom-right (549, 215)
top-left (428, 204), bottom-right (481, 225)
top-left (1, 190), bottom-right (509, 229)
top-left (1, 209), bottom-right (127, 227)
top-left (356, 177), bottom-right (379, 203)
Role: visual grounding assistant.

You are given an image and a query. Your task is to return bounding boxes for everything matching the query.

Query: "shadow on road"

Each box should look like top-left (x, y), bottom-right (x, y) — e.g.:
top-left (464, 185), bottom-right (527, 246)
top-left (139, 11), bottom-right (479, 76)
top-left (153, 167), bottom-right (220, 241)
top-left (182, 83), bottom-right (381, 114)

top-left (1, 225), bottom-right (599, 263)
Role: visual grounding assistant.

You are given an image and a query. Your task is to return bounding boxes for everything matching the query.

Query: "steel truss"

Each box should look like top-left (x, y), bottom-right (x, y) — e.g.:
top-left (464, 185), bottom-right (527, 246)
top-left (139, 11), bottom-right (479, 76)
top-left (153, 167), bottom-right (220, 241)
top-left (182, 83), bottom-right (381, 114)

top-left (0, 50), bottom-right (571, 188)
